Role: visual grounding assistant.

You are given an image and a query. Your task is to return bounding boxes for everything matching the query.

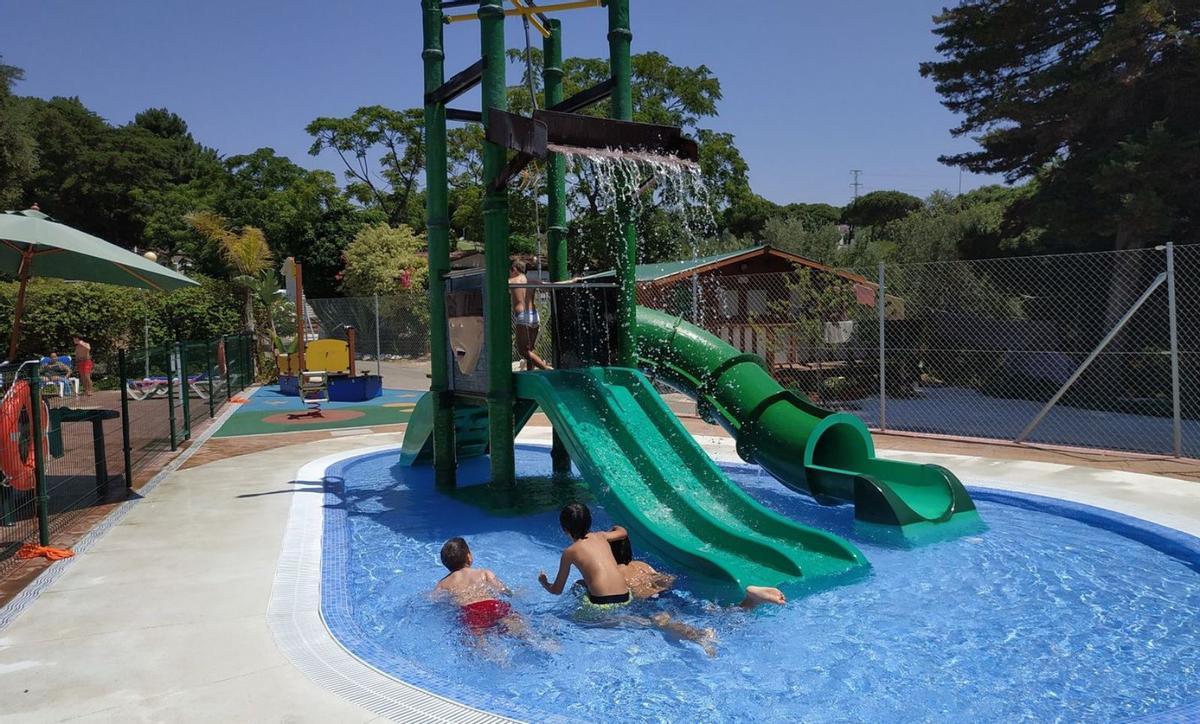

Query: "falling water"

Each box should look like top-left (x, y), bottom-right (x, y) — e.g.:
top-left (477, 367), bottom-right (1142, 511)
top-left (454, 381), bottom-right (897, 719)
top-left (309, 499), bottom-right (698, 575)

top-left (555, 144), bottom-right (719, 273)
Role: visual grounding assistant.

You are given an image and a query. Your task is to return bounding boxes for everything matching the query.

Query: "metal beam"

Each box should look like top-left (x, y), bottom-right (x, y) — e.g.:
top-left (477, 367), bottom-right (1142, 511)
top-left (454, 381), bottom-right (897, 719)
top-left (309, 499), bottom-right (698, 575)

top-left (425, 59), bottom-right (484, 105)
top-left (1017, 272), bottom-right (1167, 443)
top-left (483, 107), bottom-right (698, 162)
top-left (549, 77), bottom-right (615, 114)
top-left (445, 0), bottom-right (600, 23)
top-left (446, 108), bottom-right (483, 123)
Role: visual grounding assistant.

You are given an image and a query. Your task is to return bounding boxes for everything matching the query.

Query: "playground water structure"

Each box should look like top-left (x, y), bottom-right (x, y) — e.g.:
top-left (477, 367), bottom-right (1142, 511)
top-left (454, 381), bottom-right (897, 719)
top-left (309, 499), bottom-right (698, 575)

top-left (406, 0), bottom-right (980, 605)
top-left (322, 446), bottom-right (1200, 723)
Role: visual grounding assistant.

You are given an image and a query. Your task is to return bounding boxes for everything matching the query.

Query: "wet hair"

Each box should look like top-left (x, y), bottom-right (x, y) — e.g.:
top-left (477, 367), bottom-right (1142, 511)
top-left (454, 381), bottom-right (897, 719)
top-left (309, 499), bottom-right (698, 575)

top-left (510, 260), bottom-right (526, 274)
top-left (440, 537), bottom-right (470, 571)
top-left (609, 537), bottom-right (633, 565)
top-left (560, 502), bottom-right (591, 540)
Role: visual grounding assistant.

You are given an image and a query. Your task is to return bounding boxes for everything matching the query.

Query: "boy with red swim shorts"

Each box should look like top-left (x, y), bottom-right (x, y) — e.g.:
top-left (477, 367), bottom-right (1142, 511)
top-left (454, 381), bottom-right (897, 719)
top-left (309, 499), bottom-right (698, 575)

top-left (434, 537), bottom-right (526, 637)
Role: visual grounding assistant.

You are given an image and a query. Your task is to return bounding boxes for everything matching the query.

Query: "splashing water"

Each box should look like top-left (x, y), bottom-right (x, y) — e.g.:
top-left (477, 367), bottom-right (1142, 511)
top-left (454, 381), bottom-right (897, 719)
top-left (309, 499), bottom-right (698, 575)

top-left (557, 145), bottom-right (718, 262)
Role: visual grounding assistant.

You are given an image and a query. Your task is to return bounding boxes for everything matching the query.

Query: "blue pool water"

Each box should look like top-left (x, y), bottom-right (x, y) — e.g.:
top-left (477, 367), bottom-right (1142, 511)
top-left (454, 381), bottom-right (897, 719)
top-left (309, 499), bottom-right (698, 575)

top-left (320, 447), bottom-right (1200, 723)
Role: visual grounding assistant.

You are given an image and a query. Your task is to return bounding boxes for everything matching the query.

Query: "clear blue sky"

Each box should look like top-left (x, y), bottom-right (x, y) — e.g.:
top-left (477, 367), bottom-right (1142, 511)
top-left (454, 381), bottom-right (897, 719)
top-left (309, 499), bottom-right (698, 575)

top-left (1, 0), bottom-right (1003, 206)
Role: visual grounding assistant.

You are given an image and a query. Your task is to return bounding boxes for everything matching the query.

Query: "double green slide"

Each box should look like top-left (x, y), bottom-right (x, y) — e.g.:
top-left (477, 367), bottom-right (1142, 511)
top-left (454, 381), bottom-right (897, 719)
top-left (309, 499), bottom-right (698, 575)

top-left (401, 309), bottom-right (978, 598)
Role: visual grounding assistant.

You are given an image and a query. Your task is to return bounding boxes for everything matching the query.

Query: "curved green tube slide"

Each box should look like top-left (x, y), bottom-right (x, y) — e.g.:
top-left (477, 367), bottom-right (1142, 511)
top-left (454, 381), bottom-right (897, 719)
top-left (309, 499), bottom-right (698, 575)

top-left (635, 307), bottom-right (978, 529)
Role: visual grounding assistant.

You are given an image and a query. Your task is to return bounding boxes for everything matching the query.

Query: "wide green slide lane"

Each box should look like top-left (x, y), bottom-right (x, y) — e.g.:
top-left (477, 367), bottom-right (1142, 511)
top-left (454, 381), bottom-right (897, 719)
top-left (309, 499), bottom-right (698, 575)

top-left (635, 307), bottom-right (978, 529)
top-left (514, 368), bottom-right (866, 597)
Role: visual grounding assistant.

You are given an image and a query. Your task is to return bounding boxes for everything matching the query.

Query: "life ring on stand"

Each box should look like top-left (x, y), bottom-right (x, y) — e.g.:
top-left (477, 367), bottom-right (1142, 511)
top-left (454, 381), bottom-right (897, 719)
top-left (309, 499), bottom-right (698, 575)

top-left (0, 380), bottom-right (50, 492)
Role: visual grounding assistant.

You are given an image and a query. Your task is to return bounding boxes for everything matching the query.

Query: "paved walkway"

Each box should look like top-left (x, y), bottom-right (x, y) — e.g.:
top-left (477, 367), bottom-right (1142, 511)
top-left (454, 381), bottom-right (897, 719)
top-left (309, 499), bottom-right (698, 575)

top-left (1, 426), bottom-right (1198, 722)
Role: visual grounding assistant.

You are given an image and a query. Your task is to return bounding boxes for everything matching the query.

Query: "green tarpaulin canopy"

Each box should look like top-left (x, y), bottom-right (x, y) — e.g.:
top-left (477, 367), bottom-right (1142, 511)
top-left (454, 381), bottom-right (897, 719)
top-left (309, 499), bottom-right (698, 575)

top-left (1, 207), bottom-right (198, 361)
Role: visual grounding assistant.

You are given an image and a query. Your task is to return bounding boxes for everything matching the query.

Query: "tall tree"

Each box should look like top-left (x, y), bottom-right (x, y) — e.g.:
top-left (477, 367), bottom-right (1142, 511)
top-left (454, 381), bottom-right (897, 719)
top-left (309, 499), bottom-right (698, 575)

top-left (0, 59), bottom-right (37, 209)
top-left (920, 0), bottom-right (1200, 249)
top-left (306, 106), bottom-right (425, 226)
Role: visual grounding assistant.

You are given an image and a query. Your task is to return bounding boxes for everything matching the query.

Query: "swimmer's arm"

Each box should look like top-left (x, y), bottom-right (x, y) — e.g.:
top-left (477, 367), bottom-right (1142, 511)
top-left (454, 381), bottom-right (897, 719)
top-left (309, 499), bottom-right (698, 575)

top-left (538, 551), bottom-right (572, 595)
top-left (600, 525), bottom-right (628, 542)
top-left (485, 569), bottom-right (513, 597)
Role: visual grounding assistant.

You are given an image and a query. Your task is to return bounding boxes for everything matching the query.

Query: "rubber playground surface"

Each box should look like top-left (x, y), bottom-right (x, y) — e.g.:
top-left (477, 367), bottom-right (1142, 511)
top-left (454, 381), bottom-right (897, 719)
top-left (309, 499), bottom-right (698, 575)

top-left (213, 386), bottom-right (421, 437)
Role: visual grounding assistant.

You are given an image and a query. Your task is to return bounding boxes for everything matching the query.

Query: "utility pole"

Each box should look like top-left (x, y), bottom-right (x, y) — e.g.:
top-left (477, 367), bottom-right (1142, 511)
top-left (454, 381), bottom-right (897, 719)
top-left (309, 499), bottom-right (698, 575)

top-left (850, 169), bottom-right (863, 202)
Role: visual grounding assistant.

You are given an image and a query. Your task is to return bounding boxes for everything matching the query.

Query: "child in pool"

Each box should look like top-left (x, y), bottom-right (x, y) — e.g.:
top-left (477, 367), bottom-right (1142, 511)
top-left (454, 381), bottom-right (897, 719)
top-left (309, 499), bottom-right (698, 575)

top-left (610, 537), bottom-right (788, 609)
top-left (538, 503), bottom-right (632, 607)
top-left (434, 537), bottom-right (526, 638)
top-left (540, 503), bottom-right (719, 655)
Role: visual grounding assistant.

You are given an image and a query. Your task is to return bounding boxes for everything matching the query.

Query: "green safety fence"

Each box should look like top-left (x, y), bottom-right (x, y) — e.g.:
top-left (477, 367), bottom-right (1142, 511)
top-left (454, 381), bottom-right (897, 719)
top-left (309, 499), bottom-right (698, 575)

top-left (0, 333), bottom-right (253, 576)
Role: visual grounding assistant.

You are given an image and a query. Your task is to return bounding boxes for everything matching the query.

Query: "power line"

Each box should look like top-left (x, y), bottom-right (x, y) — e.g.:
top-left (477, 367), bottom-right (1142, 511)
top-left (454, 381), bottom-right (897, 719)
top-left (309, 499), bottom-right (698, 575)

top-left (850, 169), bottom-right (863, 202)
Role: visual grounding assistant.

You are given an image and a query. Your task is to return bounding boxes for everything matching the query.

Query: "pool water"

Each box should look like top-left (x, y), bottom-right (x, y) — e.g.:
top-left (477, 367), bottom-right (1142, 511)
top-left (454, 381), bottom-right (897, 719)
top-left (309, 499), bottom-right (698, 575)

top-left (321, 447), bottom-right (1200, 723)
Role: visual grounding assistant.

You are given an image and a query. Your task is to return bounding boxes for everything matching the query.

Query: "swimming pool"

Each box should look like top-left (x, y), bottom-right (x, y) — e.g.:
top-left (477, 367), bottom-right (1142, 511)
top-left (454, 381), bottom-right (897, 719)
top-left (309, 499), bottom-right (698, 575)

top-left (319, 446), bottom-right (1200, 723)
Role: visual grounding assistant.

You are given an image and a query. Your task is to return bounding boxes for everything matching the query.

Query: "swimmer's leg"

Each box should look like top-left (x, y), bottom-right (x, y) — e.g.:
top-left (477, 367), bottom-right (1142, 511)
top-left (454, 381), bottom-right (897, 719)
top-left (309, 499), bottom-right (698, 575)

top-left (738, 585), bottom-right (787, 610)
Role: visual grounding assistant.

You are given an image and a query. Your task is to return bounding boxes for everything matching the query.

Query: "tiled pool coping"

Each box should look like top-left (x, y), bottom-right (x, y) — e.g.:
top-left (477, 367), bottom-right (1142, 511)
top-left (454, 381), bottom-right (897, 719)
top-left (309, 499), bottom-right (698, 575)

top-left (275, 443), bottom-right (1200, 723)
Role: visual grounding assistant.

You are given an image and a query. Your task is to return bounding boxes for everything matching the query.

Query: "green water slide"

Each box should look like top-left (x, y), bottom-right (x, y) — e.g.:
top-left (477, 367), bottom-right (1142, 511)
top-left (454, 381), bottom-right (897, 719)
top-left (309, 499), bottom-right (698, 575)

top-left (635, 307), bottom-right (978, 530)
top-left (512, 367), bottom-right (866, 595)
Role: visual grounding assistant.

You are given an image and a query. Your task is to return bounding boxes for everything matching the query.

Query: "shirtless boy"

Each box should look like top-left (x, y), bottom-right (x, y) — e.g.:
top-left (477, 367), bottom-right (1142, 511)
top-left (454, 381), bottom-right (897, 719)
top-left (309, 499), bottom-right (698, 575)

top-left (71, 335), bottom-right (93, 395)
top-left (434, 537), bottom-right (524, 637)
top-left (509, 261), bottom-right (552, 371)
top-left (538, 503), bottom-right (631, 607)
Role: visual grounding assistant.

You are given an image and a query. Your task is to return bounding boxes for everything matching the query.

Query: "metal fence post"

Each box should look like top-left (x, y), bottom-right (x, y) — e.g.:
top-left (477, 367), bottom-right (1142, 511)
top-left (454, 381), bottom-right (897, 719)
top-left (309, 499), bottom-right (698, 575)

top-left (166, 343), bottom-right (178, 451)
top-left (878, 262), bottom-right (887, 432)
top-left (29, 373), bottom-right (50, 546)
top-left (205, 339), bottom-right (216, 418)
top-left (243, 334), bottom-right (251, 390)
top-left (221, 335), bottom-right (231, 402)
top-left (375, 294), bottom-right (383, 377)
top-left (1166, 242), bottom-right (1182, 457)
top-left (179, 341), bottom-right (191, 441)
top-left (119, 348), bottom-right (133, 489)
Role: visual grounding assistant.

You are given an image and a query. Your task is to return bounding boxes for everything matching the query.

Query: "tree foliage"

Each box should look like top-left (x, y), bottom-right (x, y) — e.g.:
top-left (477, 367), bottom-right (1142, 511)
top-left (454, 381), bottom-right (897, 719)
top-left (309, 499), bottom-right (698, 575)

top-left (921, 0), bottom-right (1200, 249)
top-left (841, 191), bottom-right (924, 228)
top-left (306, 106), bottom-right (425, 226)
top-left (340, 223), bottom-right (428, 299)
top-left (0, 58), bottom-right (36, 208)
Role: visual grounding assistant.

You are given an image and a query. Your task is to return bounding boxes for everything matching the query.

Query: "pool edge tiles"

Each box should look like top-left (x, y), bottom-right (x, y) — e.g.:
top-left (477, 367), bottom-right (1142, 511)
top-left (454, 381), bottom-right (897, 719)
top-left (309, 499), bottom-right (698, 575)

top-left (281, 443), bottom-right (1200, 724)
top-left (267, 445), bottom-right (525, 724)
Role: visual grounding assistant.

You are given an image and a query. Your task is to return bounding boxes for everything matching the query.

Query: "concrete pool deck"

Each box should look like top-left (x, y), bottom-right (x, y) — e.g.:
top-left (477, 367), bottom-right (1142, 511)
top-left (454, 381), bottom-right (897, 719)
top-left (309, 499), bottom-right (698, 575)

top-left (1, 426), bottom-right (1198, 722)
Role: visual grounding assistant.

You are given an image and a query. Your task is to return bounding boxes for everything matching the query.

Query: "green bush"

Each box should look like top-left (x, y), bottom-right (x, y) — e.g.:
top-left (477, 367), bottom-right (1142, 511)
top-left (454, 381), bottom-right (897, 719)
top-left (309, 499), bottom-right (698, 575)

top-left (0, 275), bottom-right (243, 375)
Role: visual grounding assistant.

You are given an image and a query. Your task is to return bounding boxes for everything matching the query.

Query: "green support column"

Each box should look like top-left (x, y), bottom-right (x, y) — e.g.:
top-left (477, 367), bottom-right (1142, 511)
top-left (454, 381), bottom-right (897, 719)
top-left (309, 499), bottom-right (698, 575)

top-left (544, 18), bottom-right (571, 475)
top-left (544, 19), bottom-right (568, 284)
top-left (481, 0), bottom-right (515, 486)
top-left (422, 0), bottom-right (456, 487)
top-left (608, 0), bottom-right (637, 366)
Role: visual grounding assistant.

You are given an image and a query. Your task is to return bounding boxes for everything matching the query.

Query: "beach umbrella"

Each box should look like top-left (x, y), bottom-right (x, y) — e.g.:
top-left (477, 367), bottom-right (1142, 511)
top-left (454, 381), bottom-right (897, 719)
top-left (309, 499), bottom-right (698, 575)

top-left (1, 207), bottom-right (198, 362)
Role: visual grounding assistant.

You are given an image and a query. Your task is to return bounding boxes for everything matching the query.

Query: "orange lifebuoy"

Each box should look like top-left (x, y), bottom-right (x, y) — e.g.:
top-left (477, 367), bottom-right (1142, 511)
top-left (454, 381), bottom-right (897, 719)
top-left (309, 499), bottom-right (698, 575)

top-left (0, 380), bottom-right (49, 492)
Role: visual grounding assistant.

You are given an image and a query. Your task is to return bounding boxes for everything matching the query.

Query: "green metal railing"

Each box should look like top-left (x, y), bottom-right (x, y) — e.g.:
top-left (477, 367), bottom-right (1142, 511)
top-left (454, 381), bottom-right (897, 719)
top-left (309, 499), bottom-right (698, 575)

top-left (0, 332), bottom-right (253, 576)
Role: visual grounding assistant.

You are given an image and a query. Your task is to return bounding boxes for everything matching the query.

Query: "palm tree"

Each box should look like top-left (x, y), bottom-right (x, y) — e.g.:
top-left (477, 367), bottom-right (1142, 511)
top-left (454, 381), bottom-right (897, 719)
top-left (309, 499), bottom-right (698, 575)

top-left (185, 211), bottom-right (272, 334)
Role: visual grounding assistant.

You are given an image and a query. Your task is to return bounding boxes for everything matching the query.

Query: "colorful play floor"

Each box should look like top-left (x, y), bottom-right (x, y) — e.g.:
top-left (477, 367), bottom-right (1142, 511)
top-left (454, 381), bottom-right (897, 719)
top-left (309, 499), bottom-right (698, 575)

top-left (212, 386), bottom-right (421, 437)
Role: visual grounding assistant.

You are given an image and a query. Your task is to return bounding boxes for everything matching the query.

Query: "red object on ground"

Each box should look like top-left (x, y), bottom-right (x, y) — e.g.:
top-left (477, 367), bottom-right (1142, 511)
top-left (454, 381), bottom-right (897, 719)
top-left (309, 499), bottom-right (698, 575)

top-left (230, 396), bottom-right (250, 403)
top-left (16, 544), bottom-right (75, 561)
top-left (460, 599), bottom-right (512, 634)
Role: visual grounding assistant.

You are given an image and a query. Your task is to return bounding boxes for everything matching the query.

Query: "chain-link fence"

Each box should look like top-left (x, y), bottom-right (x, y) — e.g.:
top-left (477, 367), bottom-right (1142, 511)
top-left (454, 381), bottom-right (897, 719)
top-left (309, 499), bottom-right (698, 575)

top-left (638, 244), bottom-right (1199, 458)
top-left (306, 296), bottom-right (430, 378)
top-left (0, 333), bottom-right (252, 577)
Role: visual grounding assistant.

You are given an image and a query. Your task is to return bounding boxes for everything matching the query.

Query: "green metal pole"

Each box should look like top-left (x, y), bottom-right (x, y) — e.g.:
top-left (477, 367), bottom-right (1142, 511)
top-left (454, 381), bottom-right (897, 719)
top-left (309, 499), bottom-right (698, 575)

top-left (544, 19), bottom-right (568, 284)
top-left (179, 340), bottom-right (191, 441)
top-left (119, 348), bottom-right (133, 489)
top-left (544, 18), bottom-right (571, 475)
top-left (423, 0), bottom-right (456, 487)
top-left (221, 335), bottom-right (231, 403)
top-left (206, 339), bottom-right (216, 418)
top-left (29, 374), bottom-right (50, 546)
top-left (166, 343), bottom-right (178, 452)
top-left (608, 0), bottom-right (637, 366)
top-left (481, 0), bottom-right (515, 486)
